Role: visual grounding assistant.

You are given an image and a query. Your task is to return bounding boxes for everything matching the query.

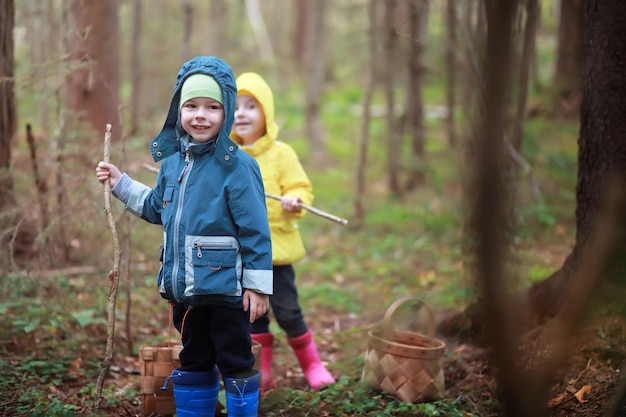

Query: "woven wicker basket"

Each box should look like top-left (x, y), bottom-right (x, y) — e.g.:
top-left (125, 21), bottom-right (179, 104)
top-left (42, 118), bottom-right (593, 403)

top-left (139, 340), bottom-right (262, 416)
top-left (361, 297), bottom-right (445, 403)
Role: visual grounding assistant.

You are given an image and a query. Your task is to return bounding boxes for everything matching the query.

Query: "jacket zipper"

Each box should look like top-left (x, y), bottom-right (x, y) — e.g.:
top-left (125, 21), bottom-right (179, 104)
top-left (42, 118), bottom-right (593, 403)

top-left (178, 146), bottom-right (191, 182)
top-left (193, 242), bottom-right (234, 259)
top-left (171, 146), bottom-right (193, 302)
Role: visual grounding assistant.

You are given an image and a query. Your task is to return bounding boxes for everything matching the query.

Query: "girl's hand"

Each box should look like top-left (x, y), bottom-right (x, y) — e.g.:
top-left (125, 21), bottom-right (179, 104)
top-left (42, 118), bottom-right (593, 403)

top-left (281, 195), bottom-right (302, 213)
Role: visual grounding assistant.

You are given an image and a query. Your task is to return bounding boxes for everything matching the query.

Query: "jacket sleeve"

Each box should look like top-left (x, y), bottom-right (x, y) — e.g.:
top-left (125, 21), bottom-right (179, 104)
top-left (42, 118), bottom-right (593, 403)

top-left (227, 157), bottom-right (273, 295)
top-left (111, 172), bottom-right (164, 225)
top-left (278, 143), bottom-right (313, 220)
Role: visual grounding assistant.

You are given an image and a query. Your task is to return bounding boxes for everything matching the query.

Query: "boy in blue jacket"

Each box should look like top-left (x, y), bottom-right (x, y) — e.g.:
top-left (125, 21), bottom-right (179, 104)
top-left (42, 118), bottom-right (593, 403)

top-left (96, 56), bottom-right (272, 417)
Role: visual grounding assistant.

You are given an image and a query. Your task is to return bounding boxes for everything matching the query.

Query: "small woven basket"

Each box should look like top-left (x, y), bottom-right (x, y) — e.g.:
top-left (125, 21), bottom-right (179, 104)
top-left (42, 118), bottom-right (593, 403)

top-left (361, 297), bottom-right (445, 403)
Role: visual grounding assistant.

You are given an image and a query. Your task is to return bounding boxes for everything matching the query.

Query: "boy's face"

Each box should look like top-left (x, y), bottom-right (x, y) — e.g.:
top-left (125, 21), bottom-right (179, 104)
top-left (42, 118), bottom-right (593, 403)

top-left (180, 97), bottom-right (224, 143)
top-left (233, 95), bottom-right (266, 146)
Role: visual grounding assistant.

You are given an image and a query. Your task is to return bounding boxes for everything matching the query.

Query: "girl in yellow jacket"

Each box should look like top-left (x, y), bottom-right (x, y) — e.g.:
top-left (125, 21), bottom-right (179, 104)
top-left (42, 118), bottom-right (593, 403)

top-left (231, 72), bottom-right (335, 391)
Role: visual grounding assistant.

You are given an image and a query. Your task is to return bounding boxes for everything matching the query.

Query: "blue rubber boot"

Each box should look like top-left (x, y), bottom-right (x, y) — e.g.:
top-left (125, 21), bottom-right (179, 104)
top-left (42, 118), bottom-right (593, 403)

top-left (223, 369), bottom-right (261, 417)
top-left (161, 367), bottom-right (220, 417)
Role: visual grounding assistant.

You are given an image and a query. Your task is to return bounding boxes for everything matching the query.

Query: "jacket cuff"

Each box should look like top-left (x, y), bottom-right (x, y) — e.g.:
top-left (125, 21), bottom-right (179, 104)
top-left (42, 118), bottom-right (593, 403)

top-left (111, 173), bottom-right (132, 204)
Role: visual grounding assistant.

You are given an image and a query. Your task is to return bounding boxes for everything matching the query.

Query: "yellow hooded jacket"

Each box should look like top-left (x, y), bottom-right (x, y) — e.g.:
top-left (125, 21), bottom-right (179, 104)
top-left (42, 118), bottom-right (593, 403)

top-left (231, 72), bottom-right (313, 265)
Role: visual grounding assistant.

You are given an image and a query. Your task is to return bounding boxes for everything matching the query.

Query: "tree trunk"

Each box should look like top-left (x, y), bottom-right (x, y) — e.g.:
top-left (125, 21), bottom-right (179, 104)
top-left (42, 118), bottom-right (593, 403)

top-left (64, 0), bottom-right (121, 143)
top-left (304, 0), bottom-right (329, 168)
top-left (528, 0), bottom-right (626, 323)
top-left (129, 0), bottom-right (142, 136)
top-left (207, 0), bottom-right (228, 57)
top-left (245, 0), bottom-right (274, 64)
top-left (30, 1), bottom-right (51, 129)
top-left (181, 0), bottom-right (192, 62)
top-left (553, 0), bottom-right (583, 117)
top-left (460, 0), bottom-right (484, 134)
top-left (383, 0), bottom-right (401, 196)
top-left (510, 0), bottom-right (538, 152)
top-left (445, 0), bottom-right (458, 147)
top-left (405, 0), bottom-right (427, 190)
top-left (293, 0), bottom-right (308, 71)
top-left (0, 0), bottom-right (18, 265)
top-left (354, 0), bottom-right (378, 222)
top-left (472, 3), bottom-right (552, 414)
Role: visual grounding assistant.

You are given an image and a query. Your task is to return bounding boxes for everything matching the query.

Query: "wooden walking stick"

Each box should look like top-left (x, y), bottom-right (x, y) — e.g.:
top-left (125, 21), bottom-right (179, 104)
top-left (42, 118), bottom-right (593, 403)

top-left (94, 124), bottom-right (123, 412)
top-left (265, 193), bottom-right (349, 226)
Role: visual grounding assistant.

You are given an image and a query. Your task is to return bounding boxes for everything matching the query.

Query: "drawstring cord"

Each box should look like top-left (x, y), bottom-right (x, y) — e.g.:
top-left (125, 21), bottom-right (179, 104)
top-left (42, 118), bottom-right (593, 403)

top-left (180, 305), bottom-right (191, 341)
top-left (231, 379), bottom-right (249, 407)
top-left (167, 302), bottom-right (173, 349)
top-left (168, 301), bottom-right (192, 344)
top-left (161, 369), bottom-right (182, 391)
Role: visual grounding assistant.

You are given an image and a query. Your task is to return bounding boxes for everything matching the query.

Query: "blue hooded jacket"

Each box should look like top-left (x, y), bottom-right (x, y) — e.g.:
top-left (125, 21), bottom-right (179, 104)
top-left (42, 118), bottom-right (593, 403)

top-left (112, 56), bottom-right (273, 307)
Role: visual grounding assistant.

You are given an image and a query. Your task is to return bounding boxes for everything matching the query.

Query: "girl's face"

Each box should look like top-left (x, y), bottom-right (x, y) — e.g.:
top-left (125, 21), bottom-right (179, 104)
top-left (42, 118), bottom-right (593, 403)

top-left (233, 95), bottom-right (266, 146)
top-left (180, 97), bottom-right (224, 143)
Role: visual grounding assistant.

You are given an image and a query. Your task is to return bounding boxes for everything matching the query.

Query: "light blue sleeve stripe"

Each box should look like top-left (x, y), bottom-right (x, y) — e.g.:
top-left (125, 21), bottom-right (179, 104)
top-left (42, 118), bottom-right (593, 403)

top-left (111, 173), bottom-right (132, 203)
top-left (243, 269), bottom-right (273, 295)
top-left (125, 180), bottom-right (152, 217)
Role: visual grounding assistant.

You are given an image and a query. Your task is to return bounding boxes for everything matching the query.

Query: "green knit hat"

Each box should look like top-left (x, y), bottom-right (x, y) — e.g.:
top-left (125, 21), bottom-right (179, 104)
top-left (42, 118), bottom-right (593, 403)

top-left (179, 74), bottom-right (223, 108)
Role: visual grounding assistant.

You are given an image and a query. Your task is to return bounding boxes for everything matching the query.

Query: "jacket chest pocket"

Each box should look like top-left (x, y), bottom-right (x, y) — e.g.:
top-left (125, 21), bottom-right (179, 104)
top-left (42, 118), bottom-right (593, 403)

top-left (191, 245), bottom-right (239, 294)
top-left (162, 185), bottom-right (175, 208)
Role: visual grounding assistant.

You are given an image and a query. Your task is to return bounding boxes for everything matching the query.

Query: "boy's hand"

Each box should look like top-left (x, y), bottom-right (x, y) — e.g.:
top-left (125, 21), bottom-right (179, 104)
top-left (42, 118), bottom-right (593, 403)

top-left (243, 290), bottom-right (269, 323)
top-left (96, 161), bottom-right (123, 188)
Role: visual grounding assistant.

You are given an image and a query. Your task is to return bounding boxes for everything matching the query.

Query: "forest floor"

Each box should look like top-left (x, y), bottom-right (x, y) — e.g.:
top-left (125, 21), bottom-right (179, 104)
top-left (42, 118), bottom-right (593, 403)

top-left (2, 302), bottom-right (623, 417)
top-left (110, 310), bottom-right (624, 417)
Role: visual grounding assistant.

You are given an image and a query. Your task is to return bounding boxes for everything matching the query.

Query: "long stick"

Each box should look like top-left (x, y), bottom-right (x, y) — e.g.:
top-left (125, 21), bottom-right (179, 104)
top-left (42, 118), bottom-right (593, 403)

top-left (142, 163), bottom-right (348, 226)
top-left (265, 193), bottom-right (348, 226)
top-left (94, 124), bottom-right (123, 412)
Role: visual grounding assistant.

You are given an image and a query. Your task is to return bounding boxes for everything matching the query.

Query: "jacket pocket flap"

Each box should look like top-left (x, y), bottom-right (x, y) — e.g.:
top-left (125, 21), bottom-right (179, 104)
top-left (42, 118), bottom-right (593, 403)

top-left (192, 249), bottom-right (237, 268)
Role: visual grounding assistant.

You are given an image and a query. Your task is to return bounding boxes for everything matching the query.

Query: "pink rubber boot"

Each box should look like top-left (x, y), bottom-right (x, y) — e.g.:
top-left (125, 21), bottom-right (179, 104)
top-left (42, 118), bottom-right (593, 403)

top-left (251, 332), bottom-right (276, 392)
top-left (288, 329), bottom-right (335, 390)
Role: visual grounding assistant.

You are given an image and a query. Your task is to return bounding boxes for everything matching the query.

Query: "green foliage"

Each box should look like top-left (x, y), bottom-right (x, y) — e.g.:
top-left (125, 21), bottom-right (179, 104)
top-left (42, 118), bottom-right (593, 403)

top-left (299, 281), bottom-right (361, 313)
top-left (71, 309), bottom-right (107, 328)
top-left (260, 378), bottom-right (486, 417)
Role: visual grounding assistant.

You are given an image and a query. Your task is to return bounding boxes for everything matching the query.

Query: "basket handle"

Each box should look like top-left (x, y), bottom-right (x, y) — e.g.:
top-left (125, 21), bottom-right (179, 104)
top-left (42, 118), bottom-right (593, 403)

top-left (381, 296), bottom-right (435, 337)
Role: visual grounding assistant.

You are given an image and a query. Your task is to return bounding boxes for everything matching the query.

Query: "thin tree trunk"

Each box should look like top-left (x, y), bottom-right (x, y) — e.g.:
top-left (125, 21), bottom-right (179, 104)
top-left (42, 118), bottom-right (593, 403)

top-left (460, 0), bottom-right (484, 132)
top-left (293, 0), bottom-right (308, 70)
top-left (25, 124), bottom-right (50, 235)
top-left (530, 0), bottom-right (541, 92)
top-left (129, 0), bottom-right (142, 136)
top-left (32, 1), bottom-right (51, 128)
top-left (207, 0), bottom-right (228, 57)
top-left (245, 0), bottom-right (274, 64)
top-left (384, 0), bottom-right (401, 196)
top-left (405, 0), bottom-right (427, 190)
top-left (445, 0), bottom-right (458, 147)
top-left (304, 0), bottom-right (329, 168)
top-left (354, 0), bottom-right (378, 222)
top-left (510, 0), bottom-right (538, 152)
top-left (0, 0), bottom-right (17, 267)
top-left (181, 0), bottom-right (192, 62)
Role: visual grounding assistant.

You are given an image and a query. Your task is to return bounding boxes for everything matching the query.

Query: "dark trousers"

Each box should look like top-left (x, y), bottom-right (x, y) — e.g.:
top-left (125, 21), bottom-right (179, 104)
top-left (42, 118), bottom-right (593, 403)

top-left (251, 264), bottom-right (308, 338)
top-left (172, 303), bottom-right (254, 377)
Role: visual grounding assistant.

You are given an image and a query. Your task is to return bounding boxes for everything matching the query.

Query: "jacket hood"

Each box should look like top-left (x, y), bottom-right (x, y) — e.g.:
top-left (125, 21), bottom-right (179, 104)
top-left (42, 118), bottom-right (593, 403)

top-left (150, 56), bottom-right (238, 163)
top-left (230, 72), bottom-right (279, 150)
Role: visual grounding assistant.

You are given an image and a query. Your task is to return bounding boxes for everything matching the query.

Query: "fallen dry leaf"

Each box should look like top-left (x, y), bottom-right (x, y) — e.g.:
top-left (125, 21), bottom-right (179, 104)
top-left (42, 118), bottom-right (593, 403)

top-left (575, 385), bottom-right (592, 403)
